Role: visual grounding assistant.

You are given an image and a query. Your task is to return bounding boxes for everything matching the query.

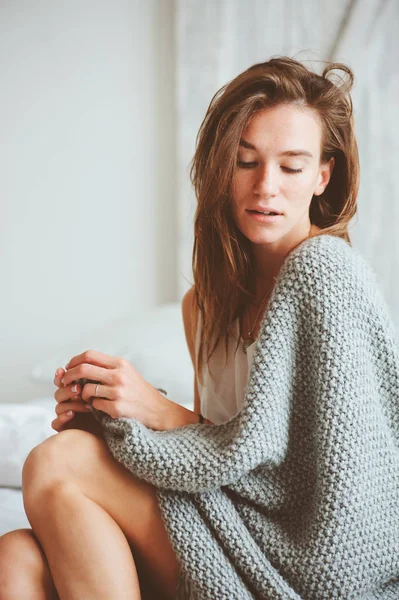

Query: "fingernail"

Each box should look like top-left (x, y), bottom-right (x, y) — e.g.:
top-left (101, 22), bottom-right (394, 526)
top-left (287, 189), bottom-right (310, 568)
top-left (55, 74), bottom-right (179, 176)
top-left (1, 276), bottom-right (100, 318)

top-left (66, 410), bottom-right (73, 416)
top-left (84, 405), bottom-right (93, 411)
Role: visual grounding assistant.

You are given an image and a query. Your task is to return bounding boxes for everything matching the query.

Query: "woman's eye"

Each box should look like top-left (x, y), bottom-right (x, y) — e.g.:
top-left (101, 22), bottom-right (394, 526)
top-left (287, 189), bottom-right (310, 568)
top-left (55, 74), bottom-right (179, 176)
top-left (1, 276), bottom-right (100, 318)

top-left (281, 166), bottom-right (303, 174)
top-left (237, 160), bottom-right (256, 169)
top-left (236, 160), bottom-right (303, 174)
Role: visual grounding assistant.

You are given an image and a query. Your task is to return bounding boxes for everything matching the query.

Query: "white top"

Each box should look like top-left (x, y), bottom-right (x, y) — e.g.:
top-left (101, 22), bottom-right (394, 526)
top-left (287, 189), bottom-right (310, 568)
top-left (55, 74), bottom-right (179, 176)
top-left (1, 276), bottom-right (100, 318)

top-left (195, 313), bottom-right (256, 424)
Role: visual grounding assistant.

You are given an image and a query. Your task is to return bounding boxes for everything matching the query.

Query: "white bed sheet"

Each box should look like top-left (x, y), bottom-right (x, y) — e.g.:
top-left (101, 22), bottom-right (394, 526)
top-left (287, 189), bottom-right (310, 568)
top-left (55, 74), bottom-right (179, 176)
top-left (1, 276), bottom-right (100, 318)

top-left (0, 487), bottom-right (30, 536)
top-left (0, 397), bottom-right (57, 537)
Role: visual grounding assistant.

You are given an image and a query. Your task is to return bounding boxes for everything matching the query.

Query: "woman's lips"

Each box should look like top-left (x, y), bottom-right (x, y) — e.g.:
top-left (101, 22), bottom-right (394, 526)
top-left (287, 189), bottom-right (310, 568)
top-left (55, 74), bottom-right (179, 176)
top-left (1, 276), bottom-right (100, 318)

top-left (246, 210), bottom-right (283, 223)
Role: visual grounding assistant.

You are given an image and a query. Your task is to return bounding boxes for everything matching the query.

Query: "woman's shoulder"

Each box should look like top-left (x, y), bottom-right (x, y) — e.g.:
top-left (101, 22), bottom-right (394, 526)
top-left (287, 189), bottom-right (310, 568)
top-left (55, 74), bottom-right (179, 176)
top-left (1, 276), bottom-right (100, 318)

top-left (182, 286), bottom-right (198, 325)
top-left (285, 231), bottom-right (367, 280)
top-left (182, 285), bottom-right (195, 309)
top-left (289, 230), bottom-right (351, 263)
top-left (181, 286), bottom-right (200, 360)
top-left (274, 231), bottom-right (384, 312)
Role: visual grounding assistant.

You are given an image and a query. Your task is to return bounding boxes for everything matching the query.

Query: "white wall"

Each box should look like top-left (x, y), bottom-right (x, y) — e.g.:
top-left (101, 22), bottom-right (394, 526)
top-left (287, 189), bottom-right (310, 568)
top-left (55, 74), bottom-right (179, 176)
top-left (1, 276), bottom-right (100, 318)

top-left (0, 0), bottom-right (177, 403)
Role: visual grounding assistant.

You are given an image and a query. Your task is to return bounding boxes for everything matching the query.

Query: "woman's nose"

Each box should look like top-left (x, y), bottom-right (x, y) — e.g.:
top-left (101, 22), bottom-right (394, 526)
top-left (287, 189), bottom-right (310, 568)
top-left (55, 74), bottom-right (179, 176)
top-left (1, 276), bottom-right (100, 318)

top-left (253, 165), bottom-right (278, 196)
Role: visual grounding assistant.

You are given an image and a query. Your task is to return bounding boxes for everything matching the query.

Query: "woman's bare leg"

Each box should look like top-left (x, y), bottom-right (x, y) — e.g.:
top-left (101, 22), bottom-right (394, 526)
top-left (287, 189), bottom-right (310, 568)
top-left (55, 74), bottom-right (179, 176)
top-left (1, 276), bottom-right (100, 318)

top-left (0, 528), bottom-right (58, 600)
top-left (0, 528), bottom-right (157, 600)
top-left (22, 430), bottom-right (180, 600)
top-left (24, 482), bottom-right (142, 600)
top-left (22, 429), bottom-right (181, 600)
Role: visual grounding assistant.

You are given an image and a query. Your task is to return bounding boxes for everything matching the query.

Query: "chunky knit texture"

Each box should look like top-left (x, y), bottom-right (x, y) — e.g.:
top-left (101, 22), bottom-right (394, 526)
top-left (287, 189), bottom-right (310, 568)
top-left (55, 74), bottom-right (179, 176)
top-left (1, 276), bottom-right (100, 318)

top-left (92, 234), bottom-right (399, 599)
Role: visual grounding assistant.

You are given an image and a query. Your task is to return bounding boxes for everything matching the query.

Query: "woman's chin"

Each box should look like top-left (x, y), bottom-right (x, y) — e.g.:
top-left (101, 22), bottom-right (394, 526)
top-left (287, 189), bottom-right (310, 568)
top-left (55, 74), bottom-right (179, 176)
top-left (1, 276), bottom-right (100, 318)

top-left (240, 227), bottom-right (284, 246)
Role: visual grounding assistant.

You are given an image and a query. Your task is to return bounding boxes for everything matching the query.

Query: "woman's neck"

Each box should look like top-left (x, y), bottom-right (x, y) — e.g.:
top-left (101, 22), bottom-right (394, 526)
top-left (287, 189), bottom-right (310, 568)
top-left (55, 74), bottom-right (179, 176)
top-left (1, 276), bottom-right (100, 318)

top-left (252, 223), bottom-right (321, 300)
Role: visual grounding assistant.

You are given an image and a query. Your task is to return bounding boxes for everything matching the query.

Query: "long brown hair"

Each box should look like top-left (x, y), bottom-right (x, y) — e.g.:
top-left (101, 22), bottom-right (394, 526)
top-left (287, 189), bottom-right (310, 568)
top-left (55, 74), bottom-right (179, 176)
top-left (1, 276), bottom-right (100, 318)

top-left (189, 56), bottom-right (360, 385)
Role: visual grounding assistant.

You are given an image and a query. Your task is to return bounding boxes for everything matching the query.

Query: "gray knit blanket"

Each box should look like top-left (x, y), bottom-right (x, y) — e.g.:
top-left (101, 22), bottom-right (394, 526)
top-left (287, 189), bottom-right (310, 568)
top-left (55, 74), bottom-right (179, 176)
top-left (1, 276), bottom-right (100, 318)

top-left (92, 234), bottom-right (399, 599)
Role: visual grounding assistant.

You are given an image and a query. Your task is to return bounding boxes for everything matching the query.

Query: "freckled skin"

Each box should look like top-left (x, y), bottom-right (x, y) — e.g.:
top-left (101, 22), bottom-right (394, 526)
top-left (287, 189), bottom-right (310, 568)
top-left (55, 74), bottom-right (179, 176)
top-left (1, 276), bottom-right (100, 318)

top-left (231, 104), bottom-right (334, 263)
top-left (231, 103), bottom-right (334, 332)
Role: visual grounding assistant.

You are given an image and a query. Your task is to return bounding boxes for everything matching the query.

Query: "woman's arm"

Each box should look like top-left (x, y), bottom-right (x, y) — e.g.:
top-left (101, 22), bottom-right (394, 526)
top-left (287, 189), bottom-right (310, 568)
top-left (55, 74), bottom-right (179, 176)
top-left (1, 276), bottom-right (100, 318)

top-left (90, 236), bottom-right (336, 493)
top-left (157, 399), bottom-right (213, 430)
top-left (91, 233), bottom-right (398, 496)
top-left (138, 285), bottom-right (214, 431)
top-left (180, 286), bottom-right (214, 426)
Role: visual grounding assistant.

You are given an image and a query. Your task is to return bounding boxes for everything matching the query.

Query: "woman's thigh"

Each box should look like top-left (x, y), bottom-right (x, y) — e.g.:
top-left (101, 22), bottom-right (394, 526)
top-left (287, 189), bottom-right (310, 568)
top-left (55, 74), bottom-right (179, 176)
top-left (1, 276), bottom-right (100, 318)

top-left (22, 429), bottom-right (181, 600)
top-left (0, 528), bottom-right (59, 599)
top-left (0, 528), bottom-right (164, 600)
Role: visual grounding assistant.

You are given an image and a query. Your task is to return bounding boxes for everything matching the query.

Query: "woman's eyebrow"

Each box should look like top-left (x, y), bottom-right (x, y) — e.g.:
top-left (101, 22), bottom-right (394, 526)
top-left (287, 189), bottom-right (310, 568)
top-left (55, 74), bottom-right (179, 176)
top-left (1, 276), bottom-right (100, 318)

top-left (278, 149), bottom-right (313, 158)
top-left (239, 138), bottom-right (313, 158)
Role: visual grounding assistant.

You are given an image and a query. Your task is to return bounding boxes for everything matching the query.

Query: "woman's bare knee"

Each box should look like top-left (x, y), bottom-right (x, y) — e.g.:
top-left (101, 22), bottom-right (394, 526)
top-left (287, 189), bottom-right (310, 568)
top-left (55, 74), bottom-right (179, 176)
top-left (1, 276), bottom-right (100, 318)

top-left (22, 434), bottom-right (63, 495)
top-left (0, 528), bottom-right (58, 600)
top-left (22, 430), bottom-right (98, 502)
top-left (21, 431), bottom-right (80, 512)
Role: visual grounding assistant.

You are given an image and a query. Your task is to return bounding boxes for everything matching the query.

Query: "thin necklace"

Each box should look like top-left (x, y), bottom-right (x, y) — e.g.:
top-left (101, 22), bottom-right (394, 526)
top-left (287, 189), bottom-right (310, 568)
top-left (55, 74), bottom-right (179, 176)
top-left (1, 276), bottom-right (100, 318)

top-left (242, 281), bottom-right (275, 354)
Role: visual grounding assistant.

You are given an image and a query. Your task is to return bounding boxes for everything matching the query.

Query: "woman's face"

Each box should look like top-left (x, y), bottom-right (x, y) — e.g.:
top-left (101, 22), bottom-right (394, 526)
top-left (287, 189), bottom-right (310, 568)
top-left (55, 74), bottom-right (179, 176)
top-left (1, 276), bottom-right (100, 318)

top-left (230, 103), bottom-right (334, 249)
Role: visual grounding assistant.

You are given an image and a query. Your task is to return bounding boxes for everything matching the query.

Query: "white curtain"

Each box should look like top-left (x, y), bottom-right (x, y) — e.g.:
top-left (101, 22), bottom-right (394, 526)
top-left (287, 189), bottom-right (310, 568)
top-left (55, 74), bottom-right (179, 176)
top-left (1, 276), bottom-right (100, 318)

top-left (175, 0), bottom-right (399, 329)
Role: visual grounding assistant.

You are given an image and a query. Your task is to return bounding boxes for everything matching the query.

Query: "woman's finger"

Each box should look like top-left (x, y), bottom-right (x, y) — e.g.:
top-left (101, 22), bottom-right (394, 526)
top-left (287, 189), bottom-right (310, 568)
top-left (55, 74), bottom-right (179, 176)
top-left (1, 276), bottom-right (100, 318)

top-left (53, 368), bottom-right (66, 387)
top-left (54, 381), bottom-right (84, 404)
top-left (51, 411), bottom-right (75, 432)
top-left (55, 400), bottom-right (92, 416)
top-left (54, 368), bottom-right (67, 403)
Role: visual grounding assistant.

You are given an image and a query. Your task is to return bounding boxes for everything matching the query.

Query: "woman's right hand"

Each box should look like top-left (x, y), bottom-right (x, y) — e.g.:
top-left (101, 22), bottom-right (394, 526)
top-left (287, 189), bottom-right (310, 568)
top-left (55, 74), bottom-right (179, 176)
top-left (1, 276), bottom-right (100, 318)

top-left (52, 368), bottom-right (93, 432)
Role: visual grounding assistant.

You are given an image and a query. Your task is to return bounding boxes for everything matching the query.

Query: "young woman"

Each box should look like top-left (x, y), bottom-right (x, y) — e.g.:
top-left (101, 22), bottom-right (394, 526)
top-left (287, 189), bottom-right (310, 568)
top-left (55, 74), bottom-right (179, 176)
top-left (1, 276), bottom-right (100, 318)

top-left (0, 56), bottom-right (398, 600)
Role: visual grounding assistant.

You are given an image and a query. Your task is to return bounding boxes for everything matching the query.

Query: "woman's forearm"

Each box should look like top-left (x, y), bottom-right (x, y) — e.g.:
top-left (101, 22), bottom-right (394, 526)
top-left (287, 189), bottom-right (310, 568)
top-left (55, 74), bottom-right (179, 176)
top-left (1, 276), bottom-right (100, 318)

top-left (156, 399), bottom-right (213, 431)
top-left (62, 399), bottom-right (214, 434)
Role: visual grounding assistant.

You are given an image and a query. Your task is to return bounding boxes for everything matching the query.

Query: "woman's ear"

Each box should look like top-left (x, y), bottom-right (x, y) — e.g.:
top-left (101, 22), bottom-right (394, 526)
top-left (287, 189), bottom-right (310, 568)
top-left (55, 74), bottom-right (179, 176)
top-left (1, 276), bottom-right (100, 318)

top-left (314, 157), bottom-right (335, 196)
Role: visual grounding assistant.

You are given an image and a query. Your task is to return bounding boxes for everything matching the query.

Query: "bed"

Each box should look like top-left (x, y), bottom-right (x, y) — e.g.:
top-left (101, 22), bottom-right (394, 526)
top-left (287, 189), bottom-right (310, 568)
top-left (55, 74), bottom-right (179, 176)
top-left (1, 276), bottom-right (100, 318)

top-left (0, 483), bottom-right (31, 535)
top-left (0, 303), bottom-right (193, 536)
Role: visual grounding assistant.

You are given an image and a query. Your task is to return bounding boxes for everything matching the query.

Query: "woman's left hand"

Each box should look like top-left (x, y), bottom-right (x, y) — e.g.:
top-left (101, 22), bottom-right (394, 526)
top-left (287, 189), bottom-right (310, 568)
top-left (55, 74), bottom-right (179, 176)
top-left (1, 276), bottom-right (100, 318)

top-left (61, 349), bottom-right (169, 430)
